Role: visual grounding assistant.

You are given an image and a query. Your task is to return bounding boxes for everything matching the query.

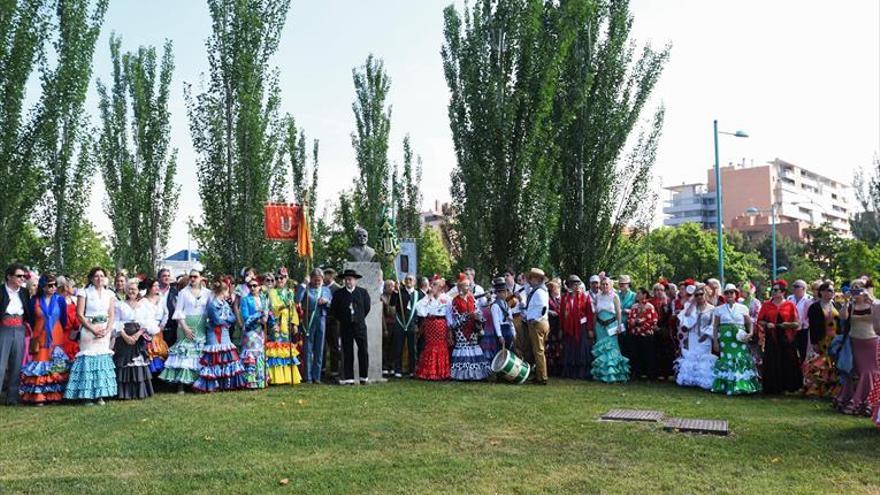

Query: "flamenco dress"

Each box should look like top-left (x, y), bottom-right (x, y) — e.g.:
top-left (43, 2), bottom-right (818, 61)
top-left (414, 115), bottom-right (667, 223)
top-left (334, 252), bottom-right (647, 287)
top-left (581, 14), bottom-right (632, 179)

top-left (160, 286), bottom-right (208, 385)
top-left (239, 293), bottom-right (268, 389)
top-left (193, 297), bottom-right (246, 392)
top-left (449, 294), bottom-right (491, 381)
top-left (267, 288), bottom-right (302, 384)
top-left (113, 302), bottom-right (154, 400)
top-left (20, 294), bottom-right (71, 403)
top-left (414, 295), bottom-right (451, 381)
top-left (711, 303), bottom-right (761, 395)
top-left (590, 293), bottom-right (630, 383)
top-left (674, 304), bottom-right (717, 390)
top-left (64, 286), bottom-right (117, 401)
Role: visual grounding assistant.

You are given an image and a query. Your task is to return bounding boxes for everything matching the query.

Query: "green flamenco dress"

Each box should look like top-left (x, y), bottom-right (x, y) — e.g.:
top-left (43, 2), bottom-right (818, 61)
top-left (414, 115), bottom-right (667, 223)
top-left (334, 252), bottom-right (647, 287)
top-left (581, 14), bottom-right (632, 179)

top-left (711, 303), bottom-right (761, 395)
top-left (591, 309), bottom-right (630, 383)
top-left (159, 314), bottom-right (206, 384)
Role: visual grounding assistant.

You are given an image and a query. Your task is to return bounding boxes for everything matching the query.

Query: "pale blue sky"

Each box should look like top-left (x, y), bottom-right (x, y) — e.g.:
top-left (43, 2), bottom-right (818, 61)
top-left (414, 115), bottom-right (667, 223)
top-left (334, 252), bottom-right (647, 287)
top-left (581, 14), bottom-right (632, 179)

top-left (77, 0), bottom-right (880, 252)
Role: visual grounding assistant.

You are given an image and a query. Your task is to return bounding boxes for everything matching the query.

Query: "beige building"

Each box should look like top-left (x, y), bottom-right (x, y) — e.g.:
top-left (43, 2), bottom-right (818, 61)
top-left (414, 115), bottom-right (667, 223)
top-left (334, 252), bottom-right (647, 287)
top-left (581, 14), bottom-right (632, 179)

top-left (706, 158), bottom-right (852, 240)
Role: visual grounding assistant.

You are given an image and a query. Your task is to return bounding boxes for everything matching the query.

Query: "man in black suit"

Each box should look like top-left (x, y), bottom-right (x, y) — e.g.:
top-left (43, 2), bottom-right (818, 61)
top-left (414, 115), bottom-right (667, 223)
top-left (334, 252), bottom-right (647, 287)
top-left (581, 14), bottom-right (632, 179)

top-left (389, 274), bottom-right (422, 377)
top-left (1, 263), bottom-right (33, 405)
top-left (330, 269), bottom-right (371, 385)
top-left (322, 268), bottom-right (342, 379)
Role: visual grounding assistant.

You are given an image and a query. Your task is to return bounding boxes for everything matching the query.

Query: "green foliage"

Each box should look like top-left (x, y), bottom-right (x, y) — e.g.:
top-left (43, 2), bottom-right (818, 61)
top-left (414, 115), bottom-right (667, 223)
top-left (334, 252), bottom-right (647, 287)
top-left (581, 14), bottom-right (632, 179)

top-left (850, 155), bottom-right (880, 244)
top-left (64, 220), bottom-right (113, 279)
top-left (631, 223), bottom-right (764, 285)
top-left (0, 0), bottom-right (52, 269)
top-left (442, 0), bottom-right (668, 277)
top-left (442, 0), bottom-right (582, 275)
top-left (350, 54), bottom-right (392, 248)
top-left (97, 34), bottom-right (179, 274)
top-left (836, 239), bottom-right (880, 283)
top-left (555, 0), bottom-right (670, 277)
top-left (186, 0), bottom-right (292, 275)
top-left (418, 227), bottom-right (453, 279)
top-left (394, 134), bottom-right (422, 240)
top-left (803, 223), bottom-right (846, 281)
top-left (34, 0), bottom-right (107, 273)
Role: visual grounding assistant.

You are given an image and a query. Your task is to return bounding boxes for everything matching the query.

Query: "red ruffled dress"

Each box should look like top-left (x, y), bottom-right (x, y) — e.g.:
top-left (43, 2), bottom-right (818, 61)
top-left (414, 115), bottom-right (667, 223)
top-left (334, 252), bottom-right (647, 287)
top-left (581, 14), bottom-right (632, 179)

top-left (415, 294), bottom-right (451, 381)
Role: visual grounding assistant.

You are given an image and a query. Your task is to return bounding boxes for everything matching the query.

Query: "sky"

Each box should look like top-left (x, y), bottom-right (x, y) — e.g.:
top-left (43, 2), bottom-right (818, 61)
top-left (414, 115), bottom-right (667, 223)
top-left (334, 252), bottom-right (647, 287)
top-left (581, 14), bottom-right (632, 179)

top-left (74, 0), bottom-right (880, 253)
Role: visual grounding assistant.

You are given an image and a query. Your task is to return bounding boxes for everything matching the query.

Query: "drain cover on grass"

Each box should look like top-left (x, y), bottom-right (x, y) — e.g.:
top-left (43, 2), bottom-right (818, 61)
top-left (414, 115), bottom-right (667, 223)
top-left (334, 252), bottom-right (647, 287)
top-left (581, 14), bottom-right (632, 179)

top-left (600, 409), bottom-right (665, 422)
top-left (664, 418), bottom-right (729, 436)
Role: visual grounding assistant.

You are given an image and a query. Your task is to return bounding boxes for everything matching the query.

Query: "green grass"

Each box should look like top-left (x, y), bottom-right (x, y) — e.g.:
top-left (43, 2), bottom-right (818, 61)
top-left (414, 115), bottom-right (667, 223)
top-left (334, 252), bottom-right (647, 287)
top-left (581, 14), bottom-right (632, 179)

top-left (0, 379), bottom-right (877, 494)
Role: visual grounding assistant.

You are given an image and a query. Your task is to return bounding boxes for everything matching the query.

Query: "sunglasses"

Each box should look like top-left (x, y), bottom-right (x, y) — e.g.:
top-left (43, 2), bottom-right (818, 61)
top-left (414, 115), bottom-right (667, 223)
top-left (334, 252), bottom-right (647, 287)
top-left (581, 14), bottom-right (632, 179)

top-left (265, 278), bottom-right (275, 282)
top-left (248, 284), bottom-right (259, 289)
top-left (694, 292), bottom-right (705, 297)
top-left (14, 273), bottom-right (27, 279)
top-left (189, 275), bottom-right (199, 279)
top-left (46, 283), bottom-right (57, 288)
top-left (278, 275), bottom-right (287, 279)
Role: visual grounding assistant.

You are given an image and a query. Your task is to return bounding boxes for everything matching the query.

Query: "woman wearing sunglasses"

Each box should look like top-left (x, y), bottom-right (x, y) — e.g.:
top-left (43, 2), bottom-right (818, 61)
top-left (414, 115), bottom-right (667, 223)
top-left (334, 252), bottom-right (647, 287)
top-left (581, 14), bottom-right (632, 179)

top-left (675, 285), bottom-right (716, 390)
top-left (266, 269), bottom-right (302, 385)
top-left (160, 269), bottom-right (208, 393)
top-left (239, 276), bottom-right (269, 389)
top-left (836, 280), bottom-right (879, 416)
top-left (20, 274), bottom-right (71, 404)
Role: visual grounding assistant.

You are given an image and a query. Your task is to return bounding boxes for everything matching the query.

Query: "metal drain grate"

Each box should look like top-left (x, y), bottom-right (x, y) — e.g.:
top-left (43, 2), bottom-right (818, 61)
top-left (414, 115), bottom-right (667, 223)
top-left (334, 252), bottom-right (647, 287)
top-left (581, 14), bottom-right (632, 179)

top-left (600, 409), bottom-right (665, 422)
top-left (663, 418), bottom-right (729, 436)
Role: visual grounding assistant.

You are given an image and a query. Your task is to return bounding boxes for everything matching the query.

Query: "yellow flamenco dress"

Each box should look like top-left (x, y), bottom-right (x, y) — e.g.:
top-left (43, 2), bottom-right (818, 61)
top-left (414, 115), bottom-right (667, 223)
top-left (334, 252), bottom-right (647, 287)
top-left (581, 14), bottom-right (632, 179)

top-left (266, 288), bottom-right (302, 385)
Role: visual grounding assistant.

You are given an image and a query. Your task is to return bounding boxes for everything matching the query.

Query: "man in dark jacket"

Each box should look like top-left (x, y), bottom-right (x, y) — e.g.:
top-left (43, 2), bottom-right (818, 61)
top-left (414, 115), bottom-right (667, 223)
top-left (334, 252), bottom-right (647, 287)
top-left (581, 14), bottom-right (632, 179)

top-left (1, 263), bottom-right (33, 405)
top-left (389, 274), bottom-right (422, 377)
top-left (330, 269), bottom-right (371, 385)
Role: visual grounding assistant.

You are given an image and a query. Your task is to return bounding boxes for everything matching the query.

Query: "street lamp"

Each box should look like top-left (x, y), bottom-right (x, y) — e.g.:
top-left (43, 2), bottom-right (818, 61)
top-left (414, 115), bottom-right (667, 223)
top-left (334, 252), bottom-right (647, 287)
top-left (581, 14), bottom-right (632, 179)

top-left (714, 120), bottom-right (749, 285)
top-left (746, 199), bottom-right (823, 282)
top-left (745, 205), bottom-right (777, 281)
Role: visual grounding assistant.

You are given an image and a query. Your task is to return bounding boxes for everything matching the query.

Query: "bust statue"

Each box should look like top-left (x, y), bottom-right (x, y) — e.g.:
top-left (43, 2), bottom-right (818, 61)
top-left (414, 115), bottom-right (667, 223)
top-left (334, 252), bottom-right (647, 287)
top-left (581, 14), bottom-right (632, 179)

top-left (347, 227), bottom-right (376, 262)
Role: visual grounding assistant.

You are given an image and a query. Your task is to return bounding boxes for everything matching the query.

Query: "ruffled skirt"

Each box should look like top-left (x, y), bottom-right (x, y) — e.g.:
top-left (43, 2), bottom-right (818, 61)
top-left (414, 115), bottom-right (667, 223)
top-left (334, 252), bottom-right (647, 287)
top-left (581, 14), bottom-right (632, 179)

top-left (193, 343), bottom-right (247, 392)
top-left (147, 332), bottom-right (169, 373)
top-left (64, 354), bottom-right (117, 400)
top-left (591, 321), bottom-right (630, 383)
top-left (450, 331), bottom-right (490, 381)
top-left (265, 341), bottom-right (302, 385)
top-left (114, 340), bottom-right (153, 400)
top-left (712, 324), bottom-right (761, 395)
top-left (675, 348), bottom-right (718, 390)
top-left (416, 318), bottom-right (450, 381)
top-left (561, 332), bottom-right (592, 380)
top-left (20, 346), bottom-right (71, 403)
top-left (159, 337), bottom-right (202, 385)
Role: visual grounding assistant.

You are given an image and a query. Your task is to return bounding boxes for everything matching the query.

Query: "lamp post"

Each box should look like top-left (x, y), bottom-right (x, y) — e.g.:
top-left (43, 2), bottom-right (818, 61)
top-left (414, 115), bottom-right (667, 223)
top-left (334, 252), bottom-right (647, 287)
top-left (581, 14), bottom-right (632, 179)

top-left (713, 120), bottom-right (749, 285)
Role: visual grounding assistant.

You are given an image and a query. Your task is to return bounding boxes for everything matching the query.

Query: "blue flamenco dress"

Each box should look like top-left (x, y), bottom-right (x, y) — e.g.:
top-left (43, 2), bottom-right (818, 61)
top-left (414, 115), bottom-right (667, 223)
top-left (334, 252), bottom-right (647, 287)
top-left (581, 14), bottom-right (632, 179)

top-left (64, 286), bottom-right (117, 400)
top-left (193, 297), bottom-right (246, 392)
top-left (590, 292), bottom-right (630, 383)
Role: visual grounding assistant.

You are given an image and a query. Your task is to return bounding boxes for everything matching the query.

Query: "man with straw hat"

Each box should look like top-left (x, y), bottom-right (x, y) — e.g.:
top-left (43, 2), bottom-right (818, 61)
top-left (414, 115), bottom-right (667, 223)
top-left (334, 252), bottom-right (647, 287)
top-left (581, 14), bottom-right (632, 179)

top-left (523, 268), bottom-right (550, 385)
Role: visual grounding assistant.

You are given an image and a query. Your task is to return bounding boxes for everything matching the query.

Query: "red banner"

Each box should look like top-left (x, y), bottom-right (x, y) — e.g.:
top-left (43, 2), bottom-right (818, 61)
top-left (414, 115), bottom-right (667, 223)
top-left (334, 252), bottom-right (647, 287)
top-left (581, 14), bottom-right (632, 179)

top-left (264, 204), bottom-right (301, 241)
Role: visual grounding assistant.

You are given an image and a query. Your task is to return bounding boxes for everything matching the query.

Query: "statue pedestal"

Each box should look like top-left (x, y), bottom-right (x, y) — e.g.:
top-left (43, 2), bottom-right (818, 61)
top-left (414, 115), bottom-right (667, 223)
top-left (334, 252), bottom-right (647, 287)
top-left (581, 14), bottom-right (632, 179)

top-left (343, 261), bottom-right (386, 383)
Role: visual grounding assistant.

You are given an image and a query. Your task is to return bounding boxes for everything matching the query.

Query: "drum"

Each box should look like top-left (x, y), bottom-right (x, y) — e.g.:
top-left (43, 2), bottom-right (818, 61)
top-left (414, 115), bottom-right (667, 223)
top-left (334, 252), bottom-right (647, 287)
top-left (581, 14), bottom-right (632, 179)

top-left (490, 349), bottom-right (531, 384)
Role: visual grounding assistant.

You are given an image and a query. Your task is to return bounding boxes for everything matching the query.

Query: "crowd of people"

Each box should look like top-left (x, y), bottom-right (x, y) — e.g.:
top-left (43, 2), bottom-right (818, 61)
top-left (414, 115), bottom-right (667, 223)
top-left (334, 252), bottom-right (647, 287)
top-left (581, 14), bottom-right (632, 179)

top-left (1, 261), bottom-right (878, 430)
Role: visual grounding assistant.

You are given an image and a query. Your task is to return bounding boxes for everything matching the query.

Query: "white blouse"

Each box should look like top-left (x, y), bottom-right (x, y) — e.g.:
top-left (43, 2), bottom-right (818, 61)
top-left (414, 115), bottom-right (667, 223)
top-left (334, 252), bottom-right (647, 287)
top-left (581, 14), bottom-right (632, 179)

top-left (173, 286), bottom-right (209, 321)
top-left (713, 303), bottom-right (749, 326)
top-left (82, 286), bottom-right (113, 319)
top-left (416, 294), bottom-right (451, 318)
top-left (76, 286), bottom-right (115, 357)
top-left (594, 292), bottom-right (618, 314)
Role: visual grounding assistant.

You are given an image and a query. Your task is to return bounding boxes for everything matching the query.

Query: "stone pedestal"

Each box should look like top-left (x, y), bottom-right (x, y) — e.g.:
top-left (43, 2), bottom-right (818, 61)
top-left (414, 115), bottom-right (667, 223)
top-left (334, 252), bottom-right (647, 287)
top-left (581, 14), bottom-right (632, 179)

top-left (343, 261), bottom-right (385, 383)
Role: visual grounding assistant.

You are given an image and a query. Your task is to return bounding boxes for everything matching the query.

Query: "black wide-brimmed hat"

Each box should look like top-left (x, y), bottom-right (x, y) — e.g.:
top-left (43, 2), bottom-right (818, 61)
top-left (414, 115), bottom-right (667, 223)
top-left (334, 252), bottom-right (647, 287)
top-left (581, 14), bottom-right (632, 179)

top-left (340, 269), bottom-right (363, 279)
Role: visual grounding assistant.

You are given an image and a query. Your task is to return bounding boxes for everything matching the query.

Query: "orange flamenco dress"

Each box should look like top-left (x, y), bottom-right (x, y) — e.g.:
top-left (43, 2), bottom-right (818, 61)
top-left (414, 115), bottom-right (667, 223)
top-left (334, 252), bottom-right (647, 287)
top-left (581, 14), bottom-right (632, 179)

top-left (20, 295), bottom-right (72, 403)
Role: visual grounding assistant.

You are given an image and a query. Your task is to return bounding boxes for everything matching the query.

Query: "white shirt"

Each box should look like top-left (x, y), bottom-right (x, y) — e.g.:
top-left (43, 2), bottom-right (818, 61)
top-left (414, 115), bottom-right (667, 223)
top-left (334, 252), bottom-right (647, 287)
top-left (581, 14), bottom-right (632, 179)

top-left (713, 303), bottom-right (750, 326)
top-left (524, 285), bottom-right (549, 322)
top-left (4, 284), bottom-right (23, 316)
top-left (491, 302), bottom-right (511, 337)
top-left (173, 286), bottom-right (209, 320)
top-left (415, 294), bottom-right (450, 318)
top-left (787, 294), bottom-right (813, 330)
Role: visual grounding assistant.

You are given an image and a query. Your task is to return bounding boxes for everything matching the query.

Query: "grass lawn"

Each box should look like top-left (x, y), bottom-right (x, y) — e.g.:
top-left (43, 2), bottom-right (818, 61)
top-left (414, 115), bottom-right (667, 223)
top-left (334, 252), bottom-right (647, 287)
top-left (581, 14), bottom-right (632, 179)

top-left (0, 379), bottom-right (877, 494)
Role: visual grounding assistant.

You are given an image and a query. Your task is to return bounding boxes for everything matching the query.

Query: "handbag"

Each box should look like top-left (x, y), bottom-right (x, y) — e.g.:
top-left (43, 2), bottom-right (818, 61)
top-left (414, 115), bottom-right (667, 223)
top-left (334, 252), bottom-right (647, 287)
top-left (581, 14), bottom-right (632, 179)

top-left (831, 334), bottom-right (853, 376)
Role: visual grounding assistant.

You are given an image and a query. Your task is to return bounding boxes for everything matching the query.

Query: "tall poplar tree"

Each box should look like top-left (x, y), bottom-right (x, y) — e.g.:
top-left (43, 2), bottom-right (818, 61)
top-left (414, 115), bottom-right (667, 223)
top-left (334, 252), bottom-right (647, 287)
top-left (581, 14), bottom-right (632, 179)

top-left (97, 34), bottom-right (180, 273)
top-left (0, 0), bottom-right (50, 268)
top-left (186, 0), bottom-right (291, 274)
top-left (350, 54), bottom-right (392, 245)
top-left (553, 0), bottom-right (669, 277)
top-left (442, 0), bottom-right (587, 275)
top-left (35, 0), bottom-right (108, 273)
top-left (394, 134), bottom-right (423, 240)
